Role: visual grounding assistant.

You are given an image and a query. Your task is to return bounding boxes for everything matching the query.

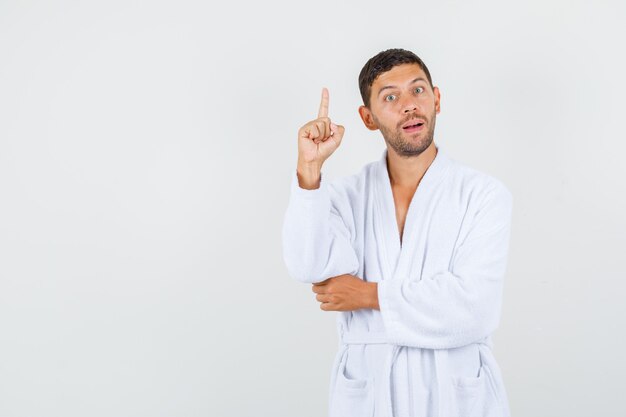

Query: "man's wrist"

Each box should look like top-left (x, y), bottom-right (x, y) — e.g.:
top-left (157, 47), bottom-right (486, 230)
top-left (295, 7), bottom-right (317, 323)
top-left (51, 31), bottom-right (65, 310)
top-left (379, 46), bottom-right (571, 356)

top-left (296, 162), bottom-right (322, 190)
top-left (365, 282), bottom-right (379, 310)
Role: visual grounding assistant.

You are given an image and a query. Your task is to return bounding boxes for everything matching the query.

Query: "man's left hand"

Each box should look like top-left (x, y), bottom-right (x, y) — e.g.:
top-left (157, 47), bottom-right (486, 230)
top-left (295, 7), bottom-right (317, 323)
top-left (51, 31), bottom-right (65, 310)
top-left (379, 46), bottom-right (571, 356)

top-left (312, 274), bottom-right (379, 311)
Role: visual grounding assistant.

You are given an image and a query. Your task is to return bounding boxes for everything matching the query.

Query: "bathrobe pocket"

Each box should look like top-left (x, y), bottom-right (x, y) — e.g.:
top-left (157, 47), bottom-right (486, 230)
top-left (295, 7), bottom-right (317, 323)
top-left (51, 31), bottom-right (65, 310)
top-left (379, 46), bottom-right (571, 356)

top-left (329, 347), bottom-right (374, 417)
top-left (450, 364), bottom-right (490, 417)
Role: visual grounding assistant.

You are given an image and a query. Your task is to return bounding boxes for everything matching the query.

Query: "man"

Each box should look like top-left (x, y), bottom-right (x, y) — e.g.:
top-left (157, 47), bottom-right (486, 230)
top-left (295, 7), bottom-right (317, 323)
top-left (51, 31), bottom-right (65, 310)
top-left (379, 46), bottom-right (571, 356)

top-left (282, 48), bottom-right (513, 417)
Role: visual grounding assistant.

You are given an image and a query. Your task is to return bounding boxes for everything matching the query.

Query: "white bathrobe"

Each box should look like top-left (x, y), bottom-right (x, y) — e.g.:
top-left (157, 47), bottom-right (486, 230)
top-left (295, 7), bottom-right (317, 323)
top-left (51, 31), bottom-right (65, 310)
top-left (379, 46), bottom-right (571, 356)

top-left (282, 144), bottom-right (513, 417)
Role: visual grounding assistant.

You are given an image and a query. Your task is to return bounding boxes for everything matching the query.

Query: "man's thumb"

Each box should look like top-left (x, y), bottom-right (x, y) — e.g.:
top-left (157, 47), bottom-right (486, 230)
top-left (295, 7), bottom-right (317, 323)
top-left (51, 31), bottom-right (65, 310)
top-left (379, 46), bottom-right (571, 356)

top-left (330, 122), bottom-right (345, 136)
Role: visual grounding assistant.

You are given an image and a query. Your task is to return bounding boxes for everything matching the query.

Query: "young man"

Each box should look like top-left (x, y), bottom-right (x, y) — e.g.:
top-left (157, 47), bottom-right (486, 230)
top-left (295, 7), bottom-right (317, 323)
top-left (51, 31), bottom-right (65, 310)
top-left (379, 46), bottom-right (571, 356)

top-left (282, 48), bottom-right (513, 417)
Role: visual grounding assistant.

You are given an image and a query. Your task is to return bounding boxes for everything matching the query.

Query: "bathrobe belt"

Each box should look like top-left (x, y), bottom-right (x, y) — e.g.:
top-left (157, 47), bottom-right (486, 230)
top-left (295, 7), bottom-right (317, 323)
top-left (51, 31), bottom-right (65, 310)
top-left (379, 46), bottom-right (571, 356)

top-left (339, 328), bottom-right (450, 417)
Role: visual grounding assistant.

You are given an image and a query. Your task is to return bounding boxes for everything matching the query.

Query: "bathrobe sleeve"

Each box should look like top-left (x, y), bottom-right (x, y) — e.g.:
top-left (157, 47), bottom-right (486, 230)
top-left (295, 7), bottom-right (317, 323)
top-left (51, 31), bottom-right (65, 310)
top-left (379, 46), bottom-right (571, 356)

top-left (282, 170), bottom-right (360, 284)
top-left (377, 183), bottom-right (514, 349)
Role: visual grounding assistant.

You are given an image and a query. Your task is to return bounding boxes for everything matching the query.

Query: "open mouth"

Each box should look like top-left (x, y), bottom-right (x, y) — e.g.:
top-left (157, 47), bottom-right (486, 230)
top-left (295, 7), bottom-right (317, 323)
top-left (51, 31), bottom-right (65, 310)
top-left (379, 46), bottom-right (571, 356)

top-left (402, 119), bottom-right (426, 132)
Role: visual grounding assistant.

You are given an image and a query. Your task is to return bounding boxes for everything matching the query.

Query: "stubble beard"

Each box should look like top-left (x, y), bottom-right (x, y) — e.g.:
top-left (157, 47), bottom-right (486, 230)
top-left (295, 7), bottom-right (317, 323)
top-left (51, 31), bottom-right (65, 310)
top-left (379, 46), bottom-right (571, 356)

top-left (374, 110), bottom-right (437, 158)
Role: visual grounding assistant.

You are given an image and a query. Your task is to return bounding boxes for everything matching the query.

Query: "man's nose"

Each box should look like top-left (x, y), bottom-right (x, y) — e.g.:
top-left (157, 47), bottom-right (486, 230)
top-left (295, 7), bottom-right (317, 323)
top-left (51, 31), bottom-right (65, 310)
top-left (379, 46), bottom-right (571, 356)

top-left (401, 96), bottom-right (419, 113)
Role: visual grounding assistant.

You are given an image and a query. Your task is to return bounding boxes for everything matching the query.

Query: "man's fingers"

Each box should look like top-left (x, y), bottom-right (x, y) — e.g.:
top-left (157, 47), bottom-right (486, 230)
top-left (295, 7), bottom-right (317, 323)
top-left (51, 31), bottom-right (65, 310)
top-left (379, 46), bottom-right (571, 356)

top-left (316, 294), bottom-right (332, 303)
top-left (330, 123), bottom-right (345, 139)
top-left (330, 122), bottom-right (338, 136)
top-left (312, 279), bottom-right (330, 290)
top-left (306, 123), bottom-right (320, 140)
top-left (315, 120), bottom-right (330, 140)
top-left (318, 87), bottom-right (329, 118)
top-left (312, 284), bottom-right (327, 294)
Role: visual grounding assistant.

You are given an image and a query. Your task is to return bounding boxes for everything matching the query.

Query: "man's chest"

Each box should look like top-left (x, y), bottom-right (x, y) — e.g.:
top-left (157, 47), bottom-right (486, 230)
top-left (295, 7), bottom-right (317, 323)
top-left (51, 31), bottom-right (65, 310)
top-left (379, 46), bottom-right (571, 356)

top-left (350, 184), bottom-right (470, 281)
top-left (391, 187), bottom-right (415, 246)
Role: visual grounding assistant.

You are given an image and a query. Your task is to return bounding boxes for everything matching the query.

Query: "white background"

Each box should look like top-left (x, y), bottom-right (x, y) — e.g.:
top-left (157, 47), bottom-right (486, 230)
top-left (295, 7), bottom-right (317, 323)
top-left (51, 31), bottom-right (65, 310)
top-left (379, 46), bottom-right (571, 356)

top-left (1, 1), bottom-right (625, 416)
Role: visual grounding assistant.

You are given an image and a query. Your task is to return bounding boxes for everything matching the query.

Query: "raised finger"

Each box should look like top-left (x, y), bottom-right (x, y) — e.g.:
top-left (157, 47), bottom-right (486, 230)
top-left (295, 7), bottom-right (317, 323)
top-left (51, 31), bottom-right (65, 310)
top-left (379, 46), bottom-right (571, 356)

top-left (318, 87), bottom-right (329, 118)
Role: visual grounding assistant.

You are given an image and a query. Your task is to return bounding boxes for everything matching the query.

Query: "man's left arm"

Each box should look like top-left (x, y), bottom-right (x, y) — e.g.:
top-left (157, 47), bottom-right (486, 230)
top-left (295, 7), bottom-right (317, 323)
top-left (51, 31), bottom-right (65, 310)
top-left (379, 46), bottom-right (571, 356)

top-left (376, 184), bottom-right (514, 349)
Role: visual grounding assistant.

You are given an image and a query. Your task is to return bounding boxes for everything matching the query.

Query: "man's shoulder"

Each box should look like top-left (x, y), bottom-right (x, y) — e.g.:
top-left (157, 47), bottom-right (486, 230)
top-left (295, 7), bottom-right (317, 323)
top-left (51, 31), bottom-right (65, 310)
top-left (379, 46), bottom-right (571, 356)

top-left (445, 156), bottom-right (513, 204)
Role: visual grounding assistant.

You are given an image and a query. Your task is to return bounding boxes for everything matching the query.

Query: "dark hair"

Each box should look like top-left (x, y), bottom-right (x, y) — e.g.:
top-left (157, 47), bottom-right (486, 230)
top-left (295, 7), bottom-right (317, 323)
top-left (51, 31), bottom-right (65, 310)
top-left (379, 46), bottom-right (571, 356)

top-left (358, 48), bottom-right (434, 107)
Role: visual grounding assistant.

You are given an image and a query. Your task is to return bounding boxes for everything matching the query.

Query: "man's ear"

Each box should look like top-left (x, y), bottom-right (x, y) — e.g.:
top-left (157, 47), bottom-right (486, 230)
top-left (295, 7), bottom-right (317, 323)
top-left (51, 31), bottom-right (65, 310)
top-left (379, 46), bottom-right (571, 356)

top-left (358, 105), bottom-right (378, 131)
top-left (433, 86), bottom-right (441, 115)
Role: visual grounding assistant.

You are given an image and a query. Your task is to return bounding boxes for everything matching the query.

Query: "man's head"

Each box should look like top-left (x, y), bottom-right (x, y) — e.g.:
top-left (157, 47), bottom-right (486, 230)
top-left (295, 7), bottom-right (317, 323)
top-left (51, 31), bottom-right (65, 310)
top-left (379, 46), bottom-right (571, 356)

top-left (357, 48), bottom-right (440, 158)
top-left (358, 48), bottom-right (434, 108)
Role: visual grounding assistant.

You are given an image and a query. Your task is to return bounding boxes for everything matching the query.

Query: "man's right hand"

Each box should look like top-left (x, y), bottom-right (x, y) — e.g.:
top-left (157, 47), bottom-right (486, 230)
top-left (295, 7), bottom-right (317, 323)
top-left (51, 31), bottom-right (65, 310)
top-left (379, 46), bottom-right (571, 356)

top-left (296, 88), bottom-right (345, 189)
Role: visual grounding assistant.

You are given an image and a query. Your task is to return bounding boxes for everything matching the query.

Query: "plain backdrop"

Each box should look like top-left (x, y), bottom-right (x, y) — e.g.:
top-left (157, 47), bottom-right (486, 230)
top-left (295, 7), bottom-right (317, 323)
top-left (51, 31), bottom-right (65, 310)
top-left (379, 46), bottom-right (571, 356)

top-left (1, 1), bottom-right (625, 416)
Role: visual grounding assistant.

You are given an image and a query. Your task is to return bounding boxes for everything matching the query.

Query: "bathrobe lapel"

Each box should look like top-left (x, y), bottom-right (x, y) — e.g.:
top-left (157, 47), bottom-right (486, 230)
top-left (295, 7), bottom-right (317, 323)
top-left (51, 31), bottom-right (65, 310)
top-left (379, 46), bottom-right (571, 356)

top-left (373, 145), bottom-right (452, 283)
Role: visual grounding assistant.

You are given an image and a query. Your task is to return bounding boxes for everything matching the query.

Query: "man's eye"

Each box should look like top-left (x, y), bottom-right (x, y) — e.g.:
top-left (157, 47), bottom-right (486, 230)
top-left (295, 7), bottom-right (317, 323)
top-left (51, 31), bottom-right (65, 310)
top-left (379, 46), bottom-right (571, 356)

top-left (385, 95), bottom-right (396, 102)
top-left (415, 87), bottom-right (424, 93)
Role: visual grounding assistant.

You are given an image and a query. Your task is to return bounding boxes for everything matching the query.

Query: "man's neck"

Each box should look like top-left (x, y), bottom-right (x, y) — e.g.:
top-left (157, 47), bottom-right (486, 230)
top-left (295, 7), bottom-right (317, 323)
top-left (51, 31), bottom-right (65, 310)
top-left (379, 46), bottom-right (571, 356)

top-left (386, 142), bottom-right (438, 189)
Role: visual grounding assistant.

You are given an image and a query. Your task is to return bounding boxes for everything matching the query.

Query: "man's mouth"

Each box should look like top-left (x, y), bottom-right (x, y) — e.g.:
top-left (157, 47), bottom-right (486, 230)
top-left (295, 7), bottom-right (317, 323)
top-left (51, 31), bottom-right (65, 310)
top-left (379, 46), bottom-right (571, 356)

top-left (402, 119), bottom-right (426, 133)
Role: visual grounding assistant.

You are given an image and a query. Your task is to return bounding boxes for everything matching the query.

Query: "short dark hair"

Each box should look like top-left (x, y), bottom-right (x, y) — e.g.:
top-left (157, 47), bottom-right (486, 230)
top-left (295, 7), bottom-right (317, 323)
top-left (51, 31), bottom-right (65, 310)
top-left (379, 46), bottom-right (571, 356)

top-left (358, 48), bottom-right (434, 108)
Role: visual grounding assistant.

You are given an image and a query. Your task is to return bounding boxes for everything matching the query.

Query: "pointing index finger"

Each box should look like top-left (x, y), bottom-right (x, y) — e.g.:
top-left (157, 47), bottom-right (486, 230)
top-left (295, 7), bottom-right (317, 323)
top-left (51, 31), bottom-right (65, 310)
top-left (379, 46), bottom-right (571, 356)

top-left (318, 87), bottom-right (329, 118)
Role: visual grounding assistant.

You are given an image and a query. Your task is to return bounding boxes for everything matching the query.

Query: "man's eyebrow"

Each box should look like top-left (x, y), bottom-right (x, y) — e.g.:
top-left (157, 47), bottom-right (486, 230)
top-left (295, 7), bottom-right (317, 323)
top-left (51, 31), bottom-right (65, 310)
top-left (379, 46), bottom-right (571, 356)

top-left (377, 77), bottom-right (428, 97)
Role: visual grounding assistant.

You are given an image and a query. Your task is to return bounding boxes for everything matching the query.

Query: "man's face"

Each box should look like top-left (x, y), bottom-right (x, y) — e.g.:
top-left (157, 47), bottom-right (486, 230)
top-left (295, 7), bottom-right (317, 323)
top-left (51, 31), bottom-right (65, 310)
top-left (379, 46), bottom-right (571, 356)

top-left (359, 63), bottom-right (441, 157)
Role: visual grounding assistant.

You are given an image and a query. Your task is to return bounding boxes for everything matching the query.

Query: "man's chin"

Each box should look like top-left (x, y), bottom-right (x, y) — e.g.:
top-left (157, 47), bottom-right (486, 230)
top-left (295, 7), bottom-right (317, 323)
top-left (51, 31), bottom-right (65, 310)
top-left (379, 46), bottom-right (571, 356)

top-left (389, 143), bottom-right (427, 157)
top-left (393, 136), bottom-right (433, 156)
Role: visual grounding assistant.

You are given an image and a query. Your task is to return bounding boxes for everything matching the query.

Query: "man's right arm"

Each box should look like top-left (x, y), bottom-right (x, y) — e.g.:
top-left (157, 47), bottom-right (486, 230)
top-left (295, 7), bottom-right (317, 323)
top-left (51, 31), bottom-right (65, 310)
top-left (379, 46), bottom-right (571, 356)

top-left (281, 88), bottom-right (359, 284)
top-left (282, 167), bottom-right (359, 284)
